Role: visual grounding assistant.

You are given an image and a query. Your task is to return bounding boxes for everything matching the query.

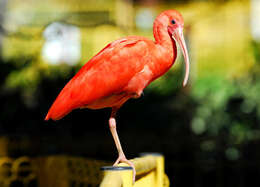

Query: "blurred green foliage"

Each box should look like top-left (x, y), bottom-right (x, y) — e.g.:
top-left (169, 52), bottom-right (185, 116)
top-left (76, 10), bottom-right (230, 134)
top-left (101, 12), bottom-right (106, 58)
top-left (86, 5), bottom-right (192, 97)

top-left (190, 40), bottom-right (260, 160)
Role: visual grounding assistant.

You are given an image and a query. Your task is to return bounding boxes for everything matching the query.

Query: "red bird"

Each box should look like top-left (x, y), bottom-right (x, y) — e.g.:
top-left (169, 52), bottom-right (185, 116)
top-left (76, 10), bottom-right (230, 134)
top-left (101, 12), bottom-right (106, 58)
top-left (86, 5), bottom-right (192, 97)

top-left (45, 10), bottom-right (190, 180)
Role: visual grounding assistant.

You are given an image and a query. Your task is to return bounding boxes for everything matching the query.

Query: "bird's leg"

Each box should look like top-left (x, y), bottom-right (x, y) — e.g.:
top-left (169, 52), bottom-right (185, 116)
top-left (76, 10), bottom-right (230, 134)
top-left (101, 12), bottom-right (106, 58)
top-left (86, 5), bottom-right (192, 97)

top-left (109, 108), bottom-right (136, 182)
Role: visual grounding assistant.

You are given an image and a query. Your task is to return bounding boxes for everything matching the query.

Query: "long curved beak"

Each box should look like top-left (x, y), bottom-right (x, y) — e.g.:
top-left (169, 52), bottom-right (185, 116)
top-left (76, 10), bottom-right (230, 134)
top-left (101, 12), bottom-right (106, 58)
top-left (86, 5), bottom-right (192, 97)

top-left (171, 27), bottom-right (190, 87)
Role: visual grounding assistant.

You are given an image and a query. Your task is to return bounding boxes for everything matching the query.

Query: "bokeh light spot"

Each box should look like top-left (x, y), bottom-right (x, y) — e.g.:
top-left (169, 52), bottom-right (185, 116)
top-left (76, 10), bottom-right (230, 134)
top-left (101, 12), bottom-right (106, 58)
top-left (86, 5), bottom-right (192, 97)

top-left (191, 117), bottom-right (206, 135)
top-left (225, 147), bottom-right (240, 161)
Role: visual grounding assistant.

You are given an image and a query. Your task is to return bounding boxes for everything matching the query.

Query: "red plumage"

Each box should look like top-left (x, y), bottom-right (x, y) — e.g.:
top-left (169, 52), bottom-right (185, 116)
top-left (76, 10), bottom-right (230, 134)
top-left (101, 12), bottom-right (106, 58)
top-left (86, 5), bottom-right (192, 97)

top-left (45, 35), bottom-right (175, 120)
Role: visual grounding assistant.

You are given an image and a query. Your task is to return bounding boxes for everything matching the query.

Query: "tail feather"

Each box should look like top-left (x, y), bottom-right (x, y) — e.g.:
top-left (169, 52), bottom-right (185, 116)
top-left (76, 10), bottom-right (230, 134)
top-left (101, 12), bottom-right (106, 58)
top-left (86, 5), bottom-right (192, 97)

top-left (45, 113), bottom-right (50, 121)
top-left (44, 96), bottom-right (75, 121)
top-left (45, 85), bottom-right (77, 121)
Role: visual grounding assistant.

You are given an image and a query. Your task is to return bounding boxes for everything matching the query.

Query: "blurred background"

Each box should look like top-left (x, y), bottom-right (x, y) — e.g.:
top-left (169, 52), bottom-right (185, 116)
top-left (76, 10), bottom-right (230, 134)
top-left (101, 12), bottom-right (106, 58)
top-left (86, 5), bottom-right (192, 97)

top-left (0, 0), bottom-right (260, 186)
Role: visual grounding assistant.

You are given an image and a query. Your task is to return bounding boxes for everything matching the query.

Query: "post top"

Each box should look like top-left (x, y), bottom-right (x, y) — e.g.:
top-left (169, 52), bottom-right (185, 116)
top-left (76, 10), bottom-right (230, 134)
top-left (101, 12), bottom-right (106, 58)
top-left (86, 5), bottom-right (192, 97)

top-left (100, 166), bottom-right (133, 171)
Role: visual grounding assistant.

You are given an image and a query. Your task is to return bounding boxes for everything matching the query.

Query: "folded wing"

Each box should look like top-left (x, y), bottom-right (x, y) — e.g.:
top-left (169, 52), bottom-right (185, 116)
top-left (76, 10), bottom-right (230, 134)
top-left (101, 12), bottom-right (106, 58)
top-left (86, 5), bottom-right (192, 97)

top-left (45, 37), bottom-right (153, 120)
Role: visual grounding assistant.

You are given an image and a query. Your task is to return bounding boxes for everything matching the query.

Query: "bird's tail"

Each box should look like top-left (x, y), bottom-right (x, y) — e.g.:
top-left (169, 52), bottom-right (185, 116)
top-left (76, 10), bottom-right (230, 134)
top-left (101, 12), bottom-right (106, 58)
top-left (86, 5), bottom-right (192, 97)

top-left (45, 100), bottom-right (73, 121)
top-left (44, 89), bottom-right (76, 121)
top-left (45, 113), bottom-right (51, 121)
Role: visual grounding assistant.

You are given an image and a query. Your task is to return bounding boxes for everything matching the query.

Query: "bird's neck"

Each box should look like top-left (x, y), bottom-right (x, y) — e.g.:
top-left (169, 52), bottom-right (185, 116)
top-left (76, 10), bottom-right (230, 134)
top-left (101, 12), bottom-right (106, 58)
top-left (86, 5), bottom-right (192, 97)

top-left (153, 19), bottom-right (177, 64)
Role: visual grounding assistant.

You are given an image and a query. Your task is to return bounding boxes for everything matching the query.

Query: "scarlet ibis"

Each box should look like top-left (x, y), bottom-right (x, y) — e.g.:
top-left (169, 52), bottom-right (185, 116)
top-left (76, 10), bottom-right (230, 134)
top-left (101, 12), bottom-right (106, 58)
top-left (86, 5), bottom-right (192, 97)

top-left (45, 10), bottom-right (190, 181)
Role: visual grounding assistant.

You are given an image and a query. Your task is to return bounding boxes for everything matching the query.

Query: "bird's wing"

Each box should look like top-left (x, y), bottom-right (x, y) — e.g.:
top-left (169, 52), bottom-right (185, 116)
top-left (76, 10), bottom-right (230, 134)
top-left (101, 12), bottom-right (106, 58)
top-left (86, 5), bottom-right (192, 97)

top-left (46, 37), bottom-right (153, 120)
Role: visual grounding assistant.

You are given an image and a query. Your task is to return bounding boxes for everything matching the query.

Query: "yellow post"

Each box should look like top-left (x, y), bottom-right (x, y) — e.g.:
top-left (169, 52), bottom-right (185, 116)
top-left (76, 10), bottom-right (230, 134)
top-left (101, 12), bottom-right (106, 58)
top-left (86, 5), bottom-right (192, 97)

top-left (100, 166), bottom-right (133, 187)
top-left (155, 154), bottom-right (164, 187)
top-left (119, 166), bottom-right (133, 187)
top-left (140, 153), bottom-right (164, 187)
top-left (100, 153), bottom-right (169, 187)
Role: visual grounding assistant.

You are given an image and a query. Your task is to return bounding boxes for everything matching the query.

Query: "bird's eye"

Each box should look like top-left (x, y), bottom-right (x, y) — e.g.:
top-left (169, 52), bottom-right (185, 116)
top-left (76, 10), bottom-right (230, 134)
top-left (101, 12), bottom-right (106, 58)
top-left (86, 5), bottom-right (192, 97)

top-left (171, 20), bottom-right (176, 24)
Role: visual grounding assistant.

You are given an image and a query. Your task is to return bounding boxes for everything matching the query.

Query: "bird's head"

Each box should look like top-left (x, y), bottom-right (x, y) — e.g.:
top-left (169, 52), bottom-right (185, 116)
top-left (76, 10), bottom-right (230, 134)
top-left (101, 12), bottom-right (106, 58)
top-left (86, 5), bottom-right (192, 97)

top-left (159, 10), bottom-right (190, 87)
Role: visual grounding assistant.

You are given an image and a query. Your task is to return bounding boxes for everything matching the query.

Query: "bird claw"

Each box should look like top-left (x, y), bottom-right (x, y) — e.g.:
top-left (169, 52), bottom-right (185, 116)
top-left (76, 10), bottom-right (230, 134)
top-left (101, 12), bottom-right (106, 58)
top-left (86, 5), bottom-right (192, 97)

top-left (113, 156), bottom-right (136, 183)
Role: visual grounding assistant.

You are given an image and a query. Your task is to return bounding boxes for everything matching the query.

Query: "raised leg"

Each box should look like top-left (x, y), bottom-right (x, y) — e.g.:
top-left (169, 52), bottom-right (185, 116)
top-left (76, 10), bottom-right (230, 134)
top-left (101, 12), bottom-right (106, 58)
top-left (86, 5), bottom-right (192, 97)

top-left (109, 108), bottom-right (136, 182)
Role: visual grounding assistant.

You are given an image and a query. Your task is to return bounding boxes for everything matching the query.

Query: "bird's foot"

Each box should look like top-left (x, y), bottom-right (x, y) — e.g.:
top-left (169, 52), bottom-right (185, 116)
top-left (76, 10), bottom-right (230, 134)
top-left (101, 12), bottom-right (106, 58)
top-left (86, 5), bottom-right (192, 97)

top-left (113, 155), bottom-right (136, 183)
